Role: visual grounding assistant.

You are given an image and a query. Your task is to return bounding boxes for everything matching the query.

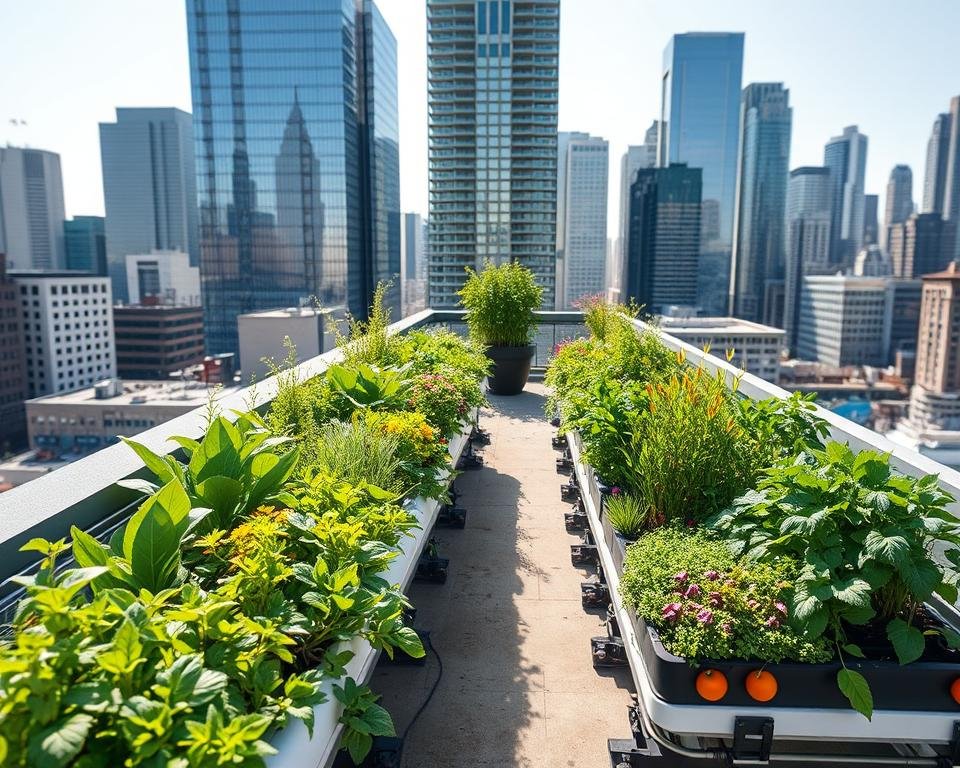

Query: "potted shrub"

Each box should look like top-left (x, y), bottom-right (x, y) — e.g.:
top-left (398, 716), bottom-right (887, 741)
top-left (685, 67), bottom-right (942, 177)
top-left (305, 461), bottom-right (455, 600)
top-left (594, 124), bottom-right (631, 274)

top-left (458, 261), bottom-right (542, 395)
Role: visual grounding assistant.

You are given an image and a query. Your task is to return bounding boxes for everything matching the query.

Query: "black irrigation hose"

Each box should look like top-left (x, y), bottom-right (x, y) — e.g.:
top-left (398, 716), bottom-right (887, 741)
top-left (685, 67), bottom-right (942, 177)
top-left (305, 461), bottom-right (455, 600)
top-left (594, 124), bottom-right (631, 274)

top-left (398, 631), bottom-right (443, 766)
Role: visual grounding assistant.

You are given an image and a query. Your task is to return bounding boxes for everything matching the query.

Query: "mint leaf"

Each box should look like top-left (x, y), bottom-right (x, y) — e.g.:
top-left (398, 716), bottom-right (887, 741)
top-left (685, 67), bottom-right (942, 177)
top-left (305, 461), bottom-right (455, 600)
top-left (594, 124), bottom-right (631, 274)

top-left (837, 668), bottom-right (873, 720)
top-left (887, 618), bottom-right (925, 665)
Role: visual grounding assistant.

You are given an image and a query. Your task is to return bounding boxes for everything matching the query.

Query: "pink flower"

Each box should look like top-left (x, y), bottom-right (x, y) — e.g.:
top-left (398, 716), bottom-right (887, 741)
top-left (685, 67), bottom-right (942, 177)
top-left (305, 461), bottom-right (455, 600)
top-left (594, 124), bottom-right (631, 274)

top-left (683, 583), bottom-right (701, 599)
top-left (673, 571), bottom-right (689, 584)
top-left (747, 599), bottom-right (760, 610)
top-left (708, 591), bottom-right (723, 608)
top-left (685, 518), bottom-right (696, 528)
top-left (611, 486), bottom-right (622, 496)
top-left (721, 622), bottom-right (733, 635)
top-left (696, 609), bottom-right (714, 625)
top-left (662, 602), bottom-right (683, 622)
top-left (704, 570), bottom-right (720, 581)
top-left (774, 601), bottom-right (788, 617)
top-left (765, 616), bottom-right (781, 629)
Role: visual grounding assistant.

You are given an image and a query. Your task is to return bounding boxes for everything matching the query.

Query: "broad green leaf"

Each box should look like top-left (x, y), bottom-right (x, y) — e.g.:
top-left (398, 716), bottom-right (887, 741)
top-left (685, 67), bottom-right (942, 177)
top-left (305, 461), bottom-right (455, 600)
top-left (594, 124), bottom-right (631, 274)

top-left (71, 526), bottom-right (110, 568)
top-left (98, 619), bottom-right (143, 676)
top-left (359, 703), bottom-right (394, 737)
top-left (887, 618), bottom-right (926, 665)
top-left (188, 417), bottom-right (242, 483)
top-left (121, 438), bottom-right (175, 483)
top-left (842, 643), bottom-right (866, 659)
top-left (392, 626), bottom-right (426, 658)
top-left (837, 668), bottom-right (873, 720)
top-left (195, 476), bottom-right (243, 526)
top-left (27, 713), bottom-right (94, 768)
top-left (246, 447), bottom-right (300, 510)
top-left (897, 557), bottom-right (941, 601)
top-left (831, 578), bottom-right (872, 608)
top-left (122, 479), bottom-right (192, 592)
top-left (862, 530), bottom-right (910, 567)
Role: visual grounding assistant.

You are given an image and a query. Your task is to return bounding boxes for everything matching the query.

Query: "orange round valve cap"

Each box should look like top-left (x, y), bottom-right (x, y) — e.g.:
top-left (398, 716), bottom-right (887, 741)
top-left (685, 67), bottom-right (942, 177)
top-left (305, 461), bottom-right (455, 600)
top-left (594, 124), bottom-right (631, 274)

top-left (745, 669), bottom-right (778, 702)
top-left (695, 669), bottom-right (728, 702)
top-left (950, 677), bottom-right (960, 705)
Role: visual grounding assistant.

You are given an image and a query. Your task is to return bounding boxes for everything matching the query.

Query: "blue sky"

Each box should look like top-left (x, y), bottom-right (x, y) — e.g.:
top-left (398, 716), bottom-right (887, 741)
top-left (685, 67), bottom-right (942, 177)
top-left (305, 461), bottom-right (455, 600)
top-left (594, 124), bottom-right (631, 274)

top-left (3, 0), bottom-right (958, 237)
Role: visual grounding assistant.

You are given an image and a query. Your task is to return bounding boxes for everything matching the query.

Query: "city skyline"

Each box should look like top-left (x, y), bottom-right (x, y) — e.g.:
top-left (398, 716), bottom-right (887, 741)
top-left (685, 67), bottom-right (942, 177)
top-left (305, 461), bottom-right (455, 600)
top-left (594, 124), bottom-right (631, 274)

top-left (4, 0), bottom-right (959, 241)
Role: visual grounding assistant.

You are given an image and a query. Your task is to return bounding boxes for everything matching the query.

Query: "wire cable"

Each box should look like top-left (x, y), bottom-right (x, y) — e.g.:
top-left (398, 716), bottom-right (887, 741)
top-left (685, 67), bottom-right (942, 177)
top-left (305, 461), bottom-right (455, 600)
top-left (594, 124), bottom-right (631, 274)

top-left (398, 631), bottom-right (443, 766)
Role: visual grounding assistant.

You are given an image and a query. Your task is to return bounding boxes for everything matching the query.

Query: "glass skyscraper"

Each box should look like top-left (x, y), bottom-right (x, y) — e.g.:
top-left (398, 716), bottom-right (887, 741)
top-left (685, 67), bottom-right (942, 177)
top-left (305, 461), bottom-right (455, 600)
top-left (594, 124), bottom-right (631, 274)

top-left (186, 0), bottom-right (400, 357)
top-left (729, 82), bottom-right (792, 323)
top-left (660, 33), bottom-right (743, 316)
top-left (64, 216), bottom-right (107, 274)
top-left (427, 0), bottom-right (560, 308)
top-left (823, 125), bottom-right (868, 266)
top-left (99, 108), bottom-right (199, 303)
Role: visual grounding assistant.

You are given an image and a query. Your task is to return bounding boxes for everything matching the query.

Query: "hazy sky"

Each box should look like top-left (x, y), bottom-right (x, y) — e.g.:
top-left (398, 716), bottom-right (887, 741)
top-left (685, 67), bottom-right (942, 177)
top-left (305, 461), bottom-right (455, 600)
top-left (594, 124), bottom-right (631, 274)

top-left (3, 0), bottom-right (958, 237)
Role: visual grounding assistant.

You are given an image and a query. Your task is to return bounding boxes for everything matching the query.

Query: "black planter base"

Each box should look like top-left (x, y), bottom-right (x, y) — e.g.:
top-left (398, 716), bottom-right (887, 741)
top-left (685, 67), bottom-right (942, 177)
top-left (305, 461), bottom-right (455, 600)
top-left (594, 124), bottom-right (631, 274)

top-left (485, 344), bottom-right (535, 395)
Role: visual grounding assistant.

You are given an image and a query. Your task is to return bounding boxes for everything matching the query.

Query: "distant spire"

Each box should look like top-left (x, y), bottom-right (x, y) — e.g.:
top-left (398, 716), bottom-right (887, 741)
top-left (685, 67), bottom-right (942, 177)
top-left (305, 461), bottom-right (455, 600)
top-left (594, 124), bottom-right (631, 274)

top-left (294, 85), bottom-right (299, 106)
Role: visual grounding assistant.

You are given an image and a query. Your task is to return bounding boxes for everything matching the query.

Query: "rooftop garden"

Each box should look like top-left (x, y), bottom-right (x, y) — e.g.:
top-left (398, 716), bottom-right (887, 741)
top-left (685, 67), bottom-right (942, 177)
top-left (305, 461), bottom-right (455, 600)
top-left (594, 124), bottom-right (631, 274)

top-left (547, 297), bottom-right (960, 721)
top-left (0, 287), bottom-right (489, 767)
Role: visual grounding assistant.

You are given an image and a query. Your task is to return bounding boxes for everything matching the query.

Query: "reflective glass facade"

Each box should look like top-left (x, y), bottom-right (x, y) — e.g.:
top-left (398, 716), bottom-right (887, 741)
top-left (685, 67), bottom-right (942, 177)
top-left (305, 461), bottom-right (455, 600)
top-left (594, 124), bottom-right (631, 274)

top-left (660, 33), bottom-right (743, 315)
top-left (427, 0), bottom-right (560, 308)
top-left (186, 0), bottom-right (400, 356)
top-left (730, 83), bottom-right (791, 323)
top-left (823, 125), bottom-right (868, 267)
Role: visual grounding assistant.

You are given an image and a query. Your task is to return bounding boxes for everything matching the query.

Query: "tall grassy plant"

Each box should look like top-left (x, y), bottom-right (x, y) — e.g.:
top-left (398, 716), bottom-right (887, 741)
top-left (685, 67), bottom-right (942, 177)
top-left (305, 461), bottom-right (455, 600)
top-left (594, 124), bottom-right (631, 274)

top-left (333, 281), bottom-right (401, 367)
top-left (458, 261), bottom-right (542, 347)
top-left (313, 419), bottom-right (404, 492)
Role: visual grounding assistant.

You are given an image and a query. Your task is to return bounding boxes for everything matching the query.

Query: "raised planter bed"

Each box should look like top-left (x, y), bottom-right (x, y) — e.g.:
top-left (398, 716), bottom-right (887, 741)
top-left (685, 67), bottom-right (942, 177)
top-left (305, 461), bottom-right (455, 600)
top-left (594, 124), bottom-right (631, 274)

top-left (266, 420), bottom-right (474, 768)
top-left (567, 429), bottom-right (960, 745)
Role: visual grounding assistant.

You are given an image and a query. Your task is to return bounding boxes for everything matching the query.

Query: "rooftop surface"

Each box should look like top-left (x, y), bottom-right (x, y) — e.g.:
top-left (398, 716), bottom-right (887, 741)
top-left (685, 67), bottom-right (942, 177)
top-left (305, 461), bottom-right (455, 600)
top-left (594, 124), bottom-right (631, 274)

top-left (372, 384), bottom-right (632, 766)
top-left (658, 315), bottom-right (786, 335)
top-left (27, 379), bottom-right (238, 406)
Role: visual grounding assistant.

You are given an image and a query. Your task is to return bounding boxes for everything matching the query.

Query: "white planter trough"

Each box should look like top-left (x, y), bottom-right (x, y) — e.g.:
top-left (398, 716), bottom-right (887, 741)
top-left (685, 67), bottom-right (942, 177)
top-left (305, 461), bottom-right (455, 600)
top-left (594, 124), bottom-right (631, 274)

top-left (265, 421), bottom-right (473, 768)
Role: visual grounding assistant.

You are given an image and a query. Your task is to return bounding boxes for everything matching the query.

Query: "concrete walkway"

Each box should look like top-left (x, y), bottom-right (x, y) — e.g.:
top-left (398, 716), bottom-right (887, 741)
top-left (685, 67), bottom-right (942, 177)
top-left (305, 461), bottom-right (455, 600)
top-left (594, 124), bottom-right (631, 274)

top-left (372, 384), bottom-right (633, 767)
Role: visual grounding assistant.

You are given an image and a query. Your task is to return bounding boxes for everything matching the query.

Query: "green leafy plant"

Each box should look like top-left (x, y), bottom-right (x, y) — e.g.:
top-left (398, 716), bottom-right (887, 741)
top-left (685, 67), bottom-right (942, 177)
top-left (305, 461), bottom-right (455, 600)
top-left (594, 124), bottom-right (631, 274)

top-left (458, 260), bottom-right (542, 347)
top-left (334, 678), bottom-right (395, 764)
top-left (708, 442), bottom-right (960, 718)
top-left (311, 419), bottom-right (404, 492)
top-left (605, 491), bottom-right (651, 539)
top-left (333, 281), bottom-right (400, 368)
top-left (407, 373), bottom-right (469, 437)
top-left (327, 363), bottom-right (411, 413)
top-left (620, 528), bottom-right (831, 664)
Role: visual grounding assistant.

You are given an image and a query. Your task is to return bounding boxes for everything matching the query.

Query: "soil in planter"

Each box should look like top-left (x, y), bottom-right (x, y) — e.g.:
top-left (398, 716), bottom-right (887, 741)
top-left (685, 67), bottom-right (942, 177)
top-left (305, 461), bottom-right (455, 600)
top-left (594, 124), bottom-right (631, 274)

top-left (844, 608), bottom-right (960, 664)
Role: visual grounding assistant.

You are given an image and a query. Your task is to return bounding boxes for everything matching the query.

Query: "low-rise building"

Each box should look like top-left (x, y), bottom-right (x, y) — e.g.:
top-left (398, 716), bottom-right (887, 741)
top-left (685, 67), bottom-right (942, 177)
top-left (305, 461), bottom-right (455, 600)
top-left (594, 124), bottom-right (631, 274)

top-left (657, 316), bottom-right (784, 381)
top-left (114, 305), bottom-right (205, 379)
top-left (796, 275), bottom-right (920, 368)
top-left (25, 377), bottom-right (238, 456)
top-left (9, 270), bottom-right (115, 397)
top-left (238, 306), bottom-right (343, 381)
top-left (125, 250), bottom-right (200, 306)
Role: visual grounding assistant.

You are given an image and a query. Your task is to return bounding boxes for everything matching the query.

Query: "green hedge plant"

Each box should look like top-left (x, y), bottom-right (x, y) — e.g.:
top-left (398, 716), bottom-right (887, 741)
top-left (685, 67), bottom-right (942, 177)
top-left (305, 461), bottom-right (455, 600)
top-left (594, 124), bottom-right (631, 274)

top-left (458, 261), bottom-right (542, 347)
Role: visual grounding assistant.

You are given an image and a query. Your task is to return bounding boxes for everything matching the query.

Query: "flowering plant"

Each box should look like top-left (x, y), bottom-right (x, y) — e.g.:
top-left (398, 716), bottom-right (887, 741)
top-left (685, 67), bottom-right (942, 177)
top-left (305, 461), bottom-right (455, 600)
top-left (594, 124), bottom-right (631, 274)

top-left (362, 410), bottom-right (449, 499)
top-left (620, 528), bottom-right (830, 664)
top-left (407, 373), bottom-right (469, 437)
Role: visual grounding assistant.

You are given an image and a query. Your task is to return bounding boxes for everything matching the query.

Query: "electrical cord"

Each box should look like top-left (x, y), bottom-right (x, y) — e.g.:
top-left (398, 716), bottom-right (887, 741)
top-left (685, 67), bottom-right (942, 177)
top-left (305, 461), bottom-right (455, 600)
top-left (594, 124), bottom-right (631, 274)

top-left (398, 631), bottom-right (443, 766)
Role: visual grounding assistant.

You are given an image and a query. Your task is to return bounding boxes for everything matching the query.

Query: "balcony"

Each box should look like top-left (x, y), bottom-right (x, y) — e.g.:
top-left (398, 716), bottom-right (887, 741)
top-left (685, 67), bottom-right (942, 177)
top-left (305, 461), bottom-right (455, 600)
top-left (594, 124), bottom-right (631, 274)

top-left (3, 308), bottom-right (960, 767)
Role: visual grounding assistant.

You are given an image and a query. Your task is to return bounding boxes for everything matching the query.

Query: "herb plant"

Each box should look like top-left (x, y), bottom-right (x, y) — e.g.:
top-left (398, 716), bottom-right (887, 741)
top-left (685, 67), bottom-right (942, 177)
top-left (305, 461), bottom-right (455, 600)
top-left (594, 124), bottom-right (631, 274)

top-left (620, 528), bottom-right (831, 664)
top-left (605, 492), bottom-right (651, 539)
top-left (709, 442), bottom-right (960, 717)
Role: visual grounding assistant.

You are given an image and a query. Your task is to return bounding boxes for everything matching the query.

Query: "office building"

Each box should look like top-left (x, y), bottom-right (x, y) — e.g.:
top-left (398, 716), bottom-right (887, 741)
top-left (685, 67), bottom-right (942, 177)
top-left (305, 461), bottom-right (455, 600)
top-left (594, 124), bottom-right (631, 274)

top-left (556, 132), bottom-right (608, 309)
top-left (796, 275), bottom-right (897, 367)
top-left (0, 147), bottom-right (66, 270)
top-left (658, 316), bottom-right (784, 381)
top-left (427, 0), bottom-right (560, 308)
top-left (862, 194), bottom-right (879, 246)
top-left (783, 166), bottom-right (833, 353)
top-left (883, 165), bottom-right (913, 249)
top-left (114, 305), bottom-right (205, 379)
top-left (0, 256), bottom-right (27, 452)
top-left (25, 378), bottom-right (236, 455)
top-left (612, 122), bottom-right (658, 301)
top-left (823, 126), bottom-right (868, 266)
top-left (238, 306), bottom-right (341, 380)
top-left (186, 0), bottom-right (401, 356)
top-left (125, 251), bottom-right (200, 307)
top-left (923, 112), bottom-right (952, 215)
top-left (9, 271), bottom-right (115, 397)
top-left (730, 82), bottom-right (792, 322)
top-left (888, 278), bottom-right (922, 363)
top-left (944, 97), bottom-right (960, 245)
top-left (99, 108), bottom-right (198, 302)
top-left (624, 164), bottom-right (701, 313)
top-left (401, 213), bottom-right (427, 316)
top-left (888, 213), bottom-right (957, 278)
top-left (660, 33), bottom-right (744, 315)
top-left (889, 263), bottom-right (960, 464)
top-left (64, 216), bottom-right (107, 274)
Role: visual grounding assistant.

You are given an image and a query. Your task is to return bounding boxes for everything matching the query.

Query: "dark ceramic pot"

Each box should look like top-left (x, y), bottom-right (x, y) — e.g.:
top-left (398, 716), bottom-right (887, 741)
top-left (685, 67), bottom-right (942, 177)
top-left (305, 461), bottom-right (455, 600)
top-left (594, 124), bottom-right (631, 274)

top-left (485, 344), bottom-right (536, 395)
